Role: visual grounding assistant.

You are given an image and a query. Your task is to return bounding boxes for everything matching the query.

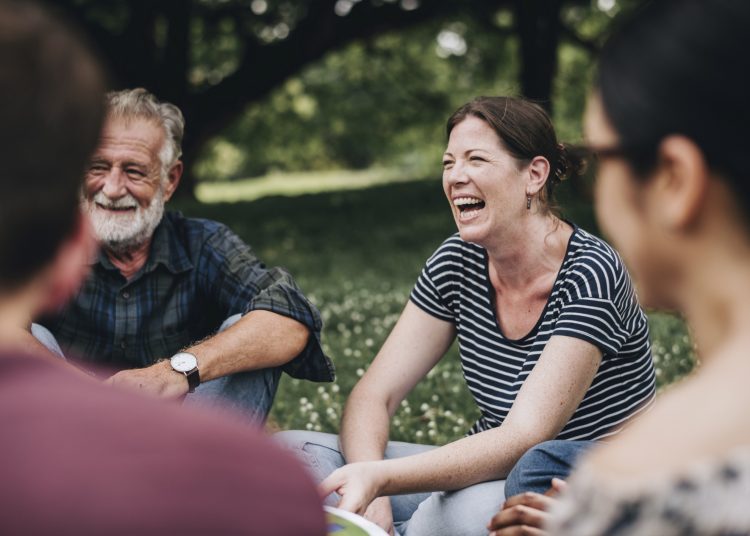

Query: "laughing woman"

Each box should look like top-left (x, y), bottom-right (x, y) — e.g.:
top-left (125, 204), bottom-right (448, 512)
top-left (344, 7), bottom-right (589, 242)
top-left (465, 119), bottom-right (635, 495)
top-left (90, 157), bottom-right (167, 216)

top-left (278, 97), bottom-right (655, 536)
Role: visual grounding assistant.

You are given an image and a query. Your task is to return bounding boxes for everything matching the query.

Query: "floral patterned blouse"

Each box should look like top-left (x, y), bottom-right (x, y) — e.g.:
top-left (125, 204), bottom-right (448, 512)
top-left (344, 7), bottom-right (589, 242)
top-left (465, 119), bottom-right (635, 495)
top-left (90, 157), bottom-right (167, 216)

top-left (547, 446), bottom-right (750, 535)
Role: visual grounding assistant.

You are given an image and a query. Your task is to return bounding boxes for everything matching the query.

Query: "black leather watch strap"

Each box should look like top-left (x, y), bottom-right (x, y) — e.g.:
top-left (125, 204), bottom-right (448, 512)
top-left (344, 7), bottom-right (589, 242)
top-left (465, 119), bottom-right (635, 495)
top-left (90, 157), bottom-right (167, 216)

top-left (185, 368), bottom-right (200, 393)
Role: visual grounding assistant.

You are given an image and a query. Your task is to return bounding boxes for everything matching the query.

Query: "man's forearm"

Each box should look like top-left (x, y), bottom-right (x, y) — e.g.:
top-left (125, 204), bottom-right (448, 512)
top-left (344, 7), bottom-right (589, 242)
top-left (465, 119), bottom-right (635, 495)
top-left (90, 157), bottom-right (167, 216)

top-left (187, 309), bottom-right (309, 382)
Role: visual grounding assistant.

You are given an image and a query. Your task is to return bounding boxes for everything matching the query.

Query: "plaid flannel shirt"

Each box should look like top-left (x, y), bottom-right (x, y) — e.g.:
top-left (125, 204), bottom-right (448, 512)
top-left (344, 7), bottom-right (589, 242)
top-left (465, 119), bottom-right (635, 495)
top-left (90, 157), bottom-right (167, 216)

top-left (41, 211), bottom-right (334, 381)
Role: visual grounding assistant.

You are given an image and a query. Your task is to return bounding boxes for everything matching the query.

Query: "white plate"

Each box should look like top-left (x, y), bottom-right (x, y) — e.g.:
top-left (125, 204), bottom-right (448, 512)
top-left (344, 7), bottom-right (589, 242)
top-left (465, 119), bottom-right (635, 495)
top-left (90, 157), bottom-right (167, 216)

top-left (325, 505), bottom-right (390, 535)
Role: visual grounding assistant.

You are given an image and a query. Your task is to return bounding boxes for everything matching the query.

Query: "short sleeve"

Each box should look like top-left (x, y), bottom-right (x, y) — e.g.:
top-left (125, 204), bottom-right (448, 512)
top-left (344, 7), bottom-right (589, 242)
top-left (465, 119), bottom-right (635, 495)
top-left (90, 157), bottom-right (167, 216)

top-left (409, 237), bottom-right (463, 323)
top-left (553, 249), bottom-right (638, 357)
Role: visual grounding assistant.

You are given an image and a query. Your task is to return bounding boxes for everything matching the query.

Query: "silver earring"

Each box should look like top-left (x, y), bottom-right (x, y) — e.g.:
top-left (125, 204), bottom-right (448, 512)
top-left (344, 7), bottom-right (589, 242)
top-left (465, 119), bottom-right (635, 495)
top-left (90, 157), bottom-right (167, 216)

top-left (526, 195), bottom-right (532, 210)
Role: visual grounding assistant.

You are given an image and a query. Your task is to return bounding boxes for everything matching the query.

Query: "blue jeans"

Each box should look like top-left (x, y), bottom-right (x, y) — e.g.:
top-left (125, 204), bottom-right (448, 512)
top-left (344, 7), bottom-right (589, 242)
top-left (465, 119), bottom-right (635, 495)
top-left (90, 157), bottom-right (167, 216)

top-left (31, 314), bottom-right (280, 424)
top-left (504, 439), bottom-right (595, 496)
top-left (275, 430), bottom-right (506, 536)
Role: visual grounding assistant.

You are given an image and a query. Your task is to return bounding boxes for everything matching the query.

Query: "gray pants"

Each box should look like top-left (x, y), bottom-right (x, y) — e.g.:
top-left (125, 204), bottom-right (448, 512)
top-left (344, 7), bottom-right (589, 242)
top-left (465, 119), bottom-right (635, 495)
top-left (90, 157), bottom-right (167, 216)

top-left (31, 314), bottom-right (280, 425)
top-left (275, 430), bottom-right (506, 536)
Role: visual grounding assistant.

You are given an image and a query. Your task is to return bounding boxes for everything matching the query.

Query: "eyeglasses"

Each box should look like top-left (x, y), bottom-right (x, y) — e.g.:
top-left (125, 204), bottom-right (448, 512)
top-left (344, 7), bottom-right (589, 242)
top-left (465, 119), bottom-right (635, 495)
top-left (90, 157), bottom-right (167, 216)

top-left (567, 142), bottom-right (657, 179)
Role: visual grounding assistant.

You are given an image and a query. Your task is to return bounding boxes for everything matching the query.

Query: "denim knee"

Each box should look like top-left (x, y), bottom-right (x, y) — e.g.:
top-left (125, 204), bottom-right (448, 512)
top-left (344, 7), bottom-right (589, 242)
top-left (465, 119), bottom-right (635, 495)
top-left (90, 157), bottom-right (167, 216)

top-left (273, 431), bottom-right (344, 490)
top-left (505, 440), bottom-right (594, 497)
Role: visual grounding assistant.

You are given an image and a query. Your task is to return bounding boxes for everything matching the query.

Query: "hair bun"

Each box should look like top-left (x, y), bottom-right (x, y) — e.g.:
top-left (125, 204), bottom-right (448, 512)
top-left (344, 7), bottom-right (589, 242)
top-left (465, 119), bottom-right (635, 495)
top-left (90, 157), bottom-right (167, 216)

top-left (555, 142), bottom-right (586, 182)
top-left (554, 143), bottom-right (570, 183)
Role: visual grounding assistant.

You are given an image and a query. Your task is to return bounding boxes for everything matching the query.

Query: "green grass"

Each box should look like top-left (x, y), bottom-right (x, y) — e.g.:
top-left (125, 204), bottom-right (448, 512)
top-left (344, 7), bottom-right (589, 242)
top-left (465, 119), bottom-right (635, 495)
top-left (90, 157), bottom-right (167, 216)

top-left (195, 167), bottom-right (427, 203)
top-left (174, 177), bottom-right (696, 443)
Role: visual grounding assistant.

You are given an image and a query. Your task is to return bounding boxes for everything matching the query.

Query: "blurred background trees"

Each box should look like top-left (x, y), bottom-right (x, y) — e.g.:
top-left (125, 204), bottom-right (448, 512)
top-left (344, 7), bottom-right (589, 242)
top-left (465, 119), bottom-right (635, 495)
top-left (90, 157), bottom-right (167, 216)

top-left (47, 0), bottom-right (638, 195)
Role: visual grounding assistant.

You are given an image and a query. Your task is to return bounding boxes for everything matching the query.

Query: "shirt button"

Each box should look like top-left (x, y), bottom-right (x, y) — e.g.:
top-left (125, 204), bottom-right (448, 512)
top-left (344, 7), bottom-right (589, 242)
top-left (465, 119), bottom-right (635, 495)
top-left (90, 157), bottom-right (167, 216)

top-left (122, 291), bottom-right (130, 299)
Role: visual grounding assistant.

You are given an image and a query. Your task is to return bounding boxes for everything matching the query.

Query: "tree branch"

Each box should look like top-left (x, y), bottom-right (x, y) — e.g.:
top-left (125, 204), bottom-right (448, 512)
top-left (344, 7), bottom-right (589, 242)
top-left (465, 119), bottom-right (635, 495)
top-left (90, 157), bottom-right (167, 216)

top-left (187, 0), bottom-right (459, 148)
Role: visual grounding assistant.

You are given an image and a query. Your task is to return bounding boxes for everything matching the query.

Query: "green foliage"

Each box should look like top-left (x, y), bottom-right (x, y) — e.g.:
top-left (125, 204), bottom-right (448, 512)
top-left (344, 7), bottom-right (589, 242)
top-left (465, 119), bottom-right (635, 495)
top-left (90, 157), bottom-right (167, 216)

top-left (175, 178), bottom-right (696, 444)
top-left (194, 16), bottom-right (521, 181)
top-left (192, 3), bottom-right (638, 184)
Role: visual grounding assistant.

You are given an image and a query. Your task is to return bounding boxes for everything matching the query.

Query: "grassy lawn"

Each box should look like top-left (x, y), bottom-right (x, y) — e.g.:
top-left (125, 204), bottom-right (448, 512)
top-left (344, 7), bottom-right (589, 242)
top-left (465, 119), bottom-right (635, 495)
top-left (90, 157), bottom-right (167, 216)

top-left (175, 176), bottom-right (696, 444)
top-left (195, 167), bottom-right (423, 203)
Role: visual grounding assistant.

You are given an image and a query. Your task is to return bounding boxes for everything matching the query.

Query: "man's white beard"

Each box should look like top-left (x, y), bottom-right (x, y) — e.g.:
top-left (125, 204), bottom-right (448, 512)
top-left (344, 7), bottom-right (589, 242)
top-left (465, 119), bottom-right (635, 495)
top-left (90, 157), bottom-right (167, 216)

top-left (84, 187), bottom-right (165, 255)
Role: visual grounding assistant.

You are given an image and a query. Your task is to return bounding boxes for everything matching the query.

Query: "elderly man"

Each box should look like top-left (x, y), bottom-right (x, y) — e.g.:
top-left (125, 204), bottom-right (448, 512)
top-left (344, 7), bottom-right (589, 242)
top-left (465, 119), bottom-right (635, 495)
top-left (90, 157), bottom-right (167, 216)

top-left (35, 88), bottom-right (333, 420)
top-left (0, 1), bottom-right (326, 533)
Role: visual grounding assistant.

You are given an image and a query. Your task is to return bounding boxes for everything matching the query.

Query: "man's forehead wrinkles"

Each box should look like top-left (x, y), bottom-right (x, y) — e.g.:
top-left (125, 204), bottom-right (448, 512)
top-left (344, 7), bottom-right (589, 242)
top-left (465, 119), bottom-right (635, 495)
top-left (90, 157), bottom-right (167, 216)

top-left (94, 138), bottom-right (159, 162)
top-left (98, 136), bottom-right (156, 151)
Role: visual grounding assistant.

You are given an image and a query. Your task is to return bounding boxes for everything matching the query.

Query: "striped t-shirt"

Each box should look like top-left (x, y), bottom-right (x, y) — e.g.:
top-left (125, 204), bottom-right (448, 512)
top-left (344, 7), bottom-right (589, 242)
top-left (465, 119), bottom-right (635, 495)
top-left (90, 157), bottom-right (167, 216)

top-left (410, 227), bottom-right (656, 440)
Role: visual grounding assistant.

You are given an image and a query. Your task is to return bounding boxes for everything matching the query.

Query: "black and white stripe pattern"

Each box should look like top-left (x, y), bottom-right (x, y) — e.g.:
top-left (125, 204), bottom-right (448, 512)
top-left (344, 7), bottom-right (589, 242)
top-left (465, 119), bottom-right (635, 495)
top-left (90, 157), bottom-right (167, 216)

top-left (411, 227), bottom-right (655, 440)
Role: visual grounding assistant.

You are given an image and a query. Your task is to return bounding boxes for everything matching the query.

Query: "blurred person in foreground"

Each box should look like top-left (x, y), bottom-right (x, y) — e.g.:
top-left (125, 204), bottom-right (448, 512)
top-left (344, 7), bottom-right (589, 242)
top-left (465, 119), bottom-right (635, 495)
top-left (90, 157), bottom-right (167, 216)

top-left (489, 1), bottom-right (750, 534)
top-left (32, 86), bottom-right (334, 423)
top-left (279, 95), bottom-right (656, 536)
top-left (0, 1), bottom-right (325, 533)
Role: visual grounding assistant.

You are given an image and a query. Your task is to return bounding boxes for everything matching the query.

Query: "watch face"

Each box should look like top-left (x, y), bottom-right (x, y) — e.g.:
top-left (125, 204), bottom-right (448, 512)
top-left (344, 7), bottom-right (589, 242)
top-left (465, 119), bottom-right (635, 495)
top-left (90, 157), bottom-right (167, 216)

top-left (171, 353), bottom-right (197, 372)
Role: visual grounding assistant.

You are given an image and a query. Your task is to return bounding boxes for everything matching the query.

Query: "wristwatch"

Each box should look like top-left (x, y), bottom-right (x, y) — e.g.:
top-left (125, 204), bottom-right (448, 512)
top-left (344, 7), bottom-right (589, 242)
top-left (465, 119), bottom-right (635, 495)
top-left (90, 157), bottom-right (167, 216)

top-left (170, 352), bottom-right (200, 393)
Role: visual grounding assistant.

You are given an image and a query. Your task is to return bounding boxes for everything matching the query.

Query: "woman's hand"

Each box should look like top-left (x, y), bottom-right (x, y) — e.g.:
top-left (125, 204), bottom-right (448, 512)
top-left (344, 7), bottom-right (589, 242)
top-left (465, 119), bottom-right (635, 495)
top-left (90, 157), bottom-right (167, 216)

top-left (319, 461), bottom-right (386, 516)
top-left (487, 478), bottom-right (567, 536)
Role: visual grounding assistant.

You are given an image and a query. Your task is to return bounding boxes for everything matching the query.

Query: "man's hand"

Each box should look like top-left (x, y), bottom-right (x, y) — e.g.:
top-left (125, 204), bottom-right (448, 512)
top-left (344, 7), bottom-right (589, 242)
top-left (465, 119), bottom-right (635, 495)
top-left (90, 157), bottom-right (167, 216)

top-left (487, 478), bottom-right (567, 536)
top-left (319, 461), bottom-right (385, 518)
top-left (106, 360), bottom-right (188, 399)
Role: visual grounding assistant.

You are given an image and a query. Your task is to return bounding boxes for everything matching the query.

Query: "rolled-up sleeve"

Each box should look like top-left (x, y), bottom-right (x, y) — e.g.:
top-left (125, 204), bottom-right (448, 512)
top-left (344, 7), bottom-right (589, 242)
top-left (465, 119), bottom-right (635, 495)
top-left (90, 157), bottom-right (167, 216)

top-left (197, 225), bottom-right (334, 382)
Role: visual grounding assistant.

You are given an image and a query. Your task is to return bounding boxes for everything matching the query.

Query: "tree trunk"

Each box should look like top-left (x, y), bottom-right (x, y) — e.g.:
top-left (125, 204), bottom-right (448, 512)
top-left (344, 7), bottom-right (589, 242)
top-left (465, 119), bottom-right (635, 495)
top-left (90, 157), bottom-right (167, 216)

top-left (514, 0), bottom-right (563, 112)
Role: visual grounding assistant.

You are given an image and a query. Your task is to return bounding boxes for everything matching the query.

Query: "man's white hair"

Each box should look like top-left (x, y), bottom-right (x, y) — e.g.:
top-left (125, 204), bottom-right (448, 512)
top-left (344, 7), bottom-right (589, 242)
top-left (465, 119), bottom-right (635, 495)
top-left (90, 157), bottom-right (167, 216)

top-left (105, 88), bottom-right (184, 178)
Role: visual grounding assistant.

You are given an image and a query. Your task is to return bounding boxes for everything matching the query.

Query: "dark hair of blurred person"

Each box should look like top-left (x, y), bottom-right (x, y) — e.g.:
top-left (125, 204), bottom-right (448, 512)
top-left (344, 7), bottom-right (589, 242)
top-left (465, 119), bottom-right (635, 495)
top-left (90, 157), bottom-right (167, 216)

top-left (0, 0), bottom-right (103, 290)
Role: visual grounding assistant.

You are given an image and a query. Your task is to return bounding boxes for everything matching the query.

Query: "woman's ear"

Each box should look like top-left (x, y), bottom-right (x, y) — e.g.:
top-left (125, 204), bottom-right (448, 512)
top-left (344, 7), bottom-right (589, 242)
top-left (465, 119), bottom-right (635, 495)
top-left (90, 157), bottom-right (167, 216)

top-left (38, 212), bottom-right (97, 314)
top-left (526, 156), bottom-right (551, 197)
top-left (652, 135), bottom-right (710, 231)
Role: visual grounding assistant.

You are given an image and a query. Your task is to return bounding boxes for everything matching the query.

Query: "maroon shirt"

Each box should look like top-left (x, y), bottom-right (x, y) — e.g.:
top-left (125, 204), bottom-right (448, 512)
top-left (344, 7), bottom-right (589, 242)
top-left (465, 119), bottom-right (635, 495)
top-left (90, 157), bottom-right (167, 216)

top-left (0, 352), bottom-right (326, 535)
